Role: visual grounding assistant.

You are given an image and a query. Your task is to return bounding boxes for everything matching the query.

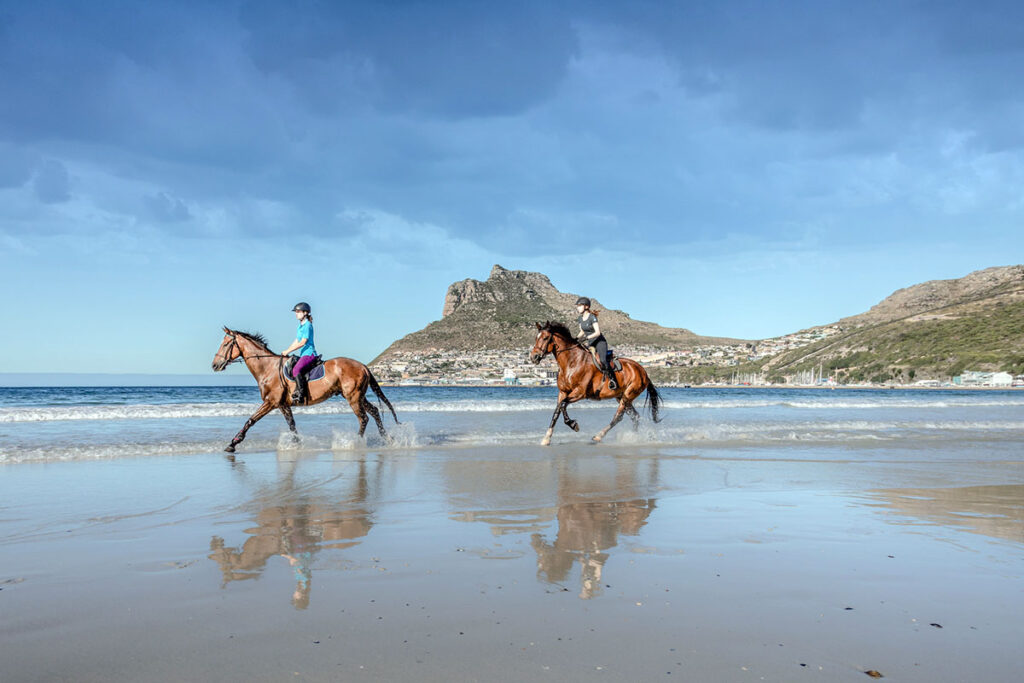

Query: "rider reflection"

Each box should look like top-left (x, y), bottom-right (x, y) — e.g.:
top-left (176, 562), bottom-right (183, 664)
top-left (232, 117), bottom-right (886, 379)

top-left (208, 458), bottom-right (373, 610)
top-left (531, 496), bottom-right (657, 599)
top-left (531, 458), bottom-right (658, 598)
top-left (447, 456), bottom-right (659, 599)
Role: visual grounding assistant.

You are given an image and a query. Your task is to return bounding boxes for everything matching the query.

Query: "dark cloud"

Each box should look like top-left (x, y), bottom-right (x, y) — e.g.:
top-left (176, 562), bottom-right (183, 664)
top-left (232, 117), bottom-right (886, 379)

top-left (0, 0), bottom-right (1021, 257)
top-left (0, 145), bottom-right (34, 188)
top-left (239, 0), bottom-right (578, 118)
top-left (146, 192), bottom-right (191, 223)
top-left (33, 159), bottom-right (70, 203)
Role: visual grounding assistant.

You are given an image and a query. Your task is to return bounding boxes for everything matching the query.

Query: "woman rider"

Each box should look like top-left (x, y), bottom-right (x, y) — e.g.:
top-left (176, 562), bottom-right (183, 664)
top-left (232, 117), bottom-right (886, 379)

top-left (281, 302), bottom-right (317, 404)
top-left (575, 297), bottom-right (617, 390)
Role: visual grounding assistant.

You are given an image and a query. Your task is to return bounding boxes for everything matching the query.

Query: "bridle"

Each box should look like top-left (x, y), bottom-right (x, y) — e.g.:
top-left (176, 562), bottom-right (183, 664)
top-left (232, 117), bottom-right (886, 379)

top-left (215, 332), bottom-right (283, 369)
top-left (214, 334), bottom-right (242, 368)
top-left (533, 330), bottom-right (582, 362)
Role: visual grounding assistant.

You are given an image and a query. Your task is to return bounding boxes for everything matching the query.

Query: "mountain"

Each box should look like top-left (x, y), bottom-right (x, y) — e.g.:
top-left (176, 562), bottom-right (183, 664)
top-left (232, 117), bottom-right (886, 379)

top-left (759, 265), bottom-right (1024, 382)
top-left (371, 263), bottom-right (1024, 385)
top-left (372, 264), bottom-right (742, 361)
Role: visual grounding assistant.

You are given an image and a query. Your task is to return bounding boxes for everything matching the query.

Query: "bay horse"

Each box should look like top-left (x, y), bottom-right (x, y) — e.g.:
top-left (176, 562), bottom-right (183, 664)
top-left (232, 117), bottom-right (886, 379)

top-left (530, 321), bottom-right (661, 445)
top-left (212, 327), bottom-right (398, 456)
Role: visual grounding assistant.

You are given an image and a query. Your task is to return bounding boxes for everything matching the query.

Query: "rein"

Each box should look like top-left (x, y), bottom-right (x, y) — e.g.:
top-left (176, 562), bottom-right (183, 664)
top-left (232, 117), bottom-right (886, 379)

top-left (217, 333), bottom-right (283, 367)
top-left (537, 333), bottom-right (584, 361)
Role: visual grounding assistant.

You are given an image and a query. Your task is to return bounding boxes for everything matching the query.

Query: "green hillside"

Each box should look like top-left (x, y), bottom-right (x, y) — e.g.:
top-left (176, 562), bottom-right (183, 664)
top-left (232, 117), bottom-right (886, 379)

top-left (764, 299), bottom-right (1024, 383)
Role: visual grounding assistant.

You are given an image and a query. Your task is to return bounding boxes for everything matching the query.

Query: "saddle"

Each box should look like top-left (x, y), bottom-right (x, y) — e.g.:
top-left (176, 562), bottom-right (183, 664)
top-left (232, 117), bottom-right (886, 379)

top-left (284, 355), bottom-right (326, 382)
top-left (588, 347), bottom-right (622, 373)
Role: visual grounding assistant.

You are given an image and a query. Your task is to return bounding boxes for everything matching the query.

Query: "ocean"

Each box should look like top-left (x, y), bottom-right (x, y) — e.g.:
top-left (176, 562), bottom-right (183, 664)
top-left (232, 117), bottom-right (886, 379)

top-left (3, 384), bottom-right (1023, 465)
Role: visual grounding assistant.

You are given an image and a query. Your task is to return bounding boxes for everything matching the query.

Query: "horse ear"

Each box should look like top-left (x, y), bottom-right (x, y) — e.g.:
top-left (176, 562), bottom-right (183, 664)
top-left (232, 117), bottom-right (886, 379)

top-left (222, 326), bottom-right (230, 333)
top-left (535, 322), bottom-right (542, 330)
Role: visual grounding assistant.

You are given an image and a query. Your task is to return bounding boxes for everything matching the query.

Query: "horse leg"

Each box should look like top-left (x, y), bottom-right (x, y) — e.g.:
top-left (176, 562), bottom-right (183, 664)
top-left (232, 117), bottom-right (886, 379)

top-left (562, 403), bottom-right (579, 432)
top-left (346, 393), bottom-right (370, 438)
top-left (541, 393), bottom-right (569, 446)
top-left (626, 403), bottom-right (641, 430)
top-left (363, 398), bottom-right (390, 441)
top-left (593, 400), bottom-right (628, 443)
top-left (225, 401), bottom-right (275, 454)
top-left (280, 405), bottom-right (299, 441)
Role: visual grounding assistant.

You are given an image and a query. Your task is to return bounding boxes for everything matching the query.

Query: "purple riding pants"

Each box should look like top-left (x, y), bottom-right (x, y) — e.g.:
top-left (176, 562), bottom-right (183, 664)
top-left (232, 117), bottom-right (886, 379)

top-left (292, 354), bottom-right (317, 378)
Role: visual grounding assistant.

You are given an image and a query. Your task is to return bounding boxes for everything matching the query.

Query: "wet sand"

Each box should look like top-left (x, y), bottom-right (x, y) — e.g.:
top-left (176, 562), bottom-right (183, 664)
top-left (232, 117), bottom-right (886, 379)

top-left (2, 444), bottom-right (1022, 682)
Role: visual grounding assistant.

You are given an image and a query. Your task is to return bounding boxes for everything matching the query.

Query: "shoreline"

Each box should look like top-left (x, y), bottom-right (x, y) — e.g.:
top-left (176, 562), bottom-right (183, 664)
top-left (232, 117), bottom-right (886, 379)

top-left (375, 381), bottom-right (1022, 390)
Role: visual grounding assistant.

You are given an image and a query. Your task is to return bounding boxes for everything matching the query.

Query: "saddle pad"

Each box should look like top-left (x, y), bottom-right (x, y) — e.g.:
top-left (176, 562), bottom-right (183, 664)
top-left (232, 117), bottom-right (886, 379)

top-left (286, 357), bottom-right (326, 382)
top-left (589, 349), bottom-right (622, 373)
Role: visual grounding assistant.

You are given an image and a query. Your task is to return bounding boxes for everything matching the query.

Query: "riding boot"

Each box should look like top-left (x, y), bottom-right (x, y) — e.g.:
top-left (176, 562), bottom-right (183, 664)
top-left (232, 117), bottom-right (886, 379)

top-left (604, 368), bottom-right (618, 390)
top-left (292, 373), bottom-right (309, 405)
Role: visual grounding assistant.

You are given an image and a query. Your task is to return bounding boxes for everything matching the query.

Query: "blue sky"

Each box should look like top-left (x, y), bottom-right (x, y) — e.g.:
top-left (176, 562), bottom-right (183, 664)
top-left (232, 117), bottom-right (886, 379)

top-left (1, 0), bottom-right (1022, 377)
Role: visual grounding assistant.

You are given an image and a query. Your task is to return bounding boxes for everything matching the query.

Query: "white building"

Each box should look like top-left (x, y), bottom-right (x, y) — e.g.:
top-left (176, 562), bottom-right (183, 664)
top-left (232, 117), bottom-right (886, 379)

top-left (990, 371), bottom-right (1013, 387)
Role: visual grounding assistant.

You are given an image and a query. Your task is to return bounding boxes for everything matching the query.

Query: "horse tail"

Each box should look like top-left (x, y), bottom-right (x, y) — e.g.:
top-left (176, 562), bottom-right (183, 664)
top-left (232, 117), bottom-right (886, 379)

top-left (644, 376), bottom-right (663, 423)
top-left (367, 368), bottom-right (400, 423)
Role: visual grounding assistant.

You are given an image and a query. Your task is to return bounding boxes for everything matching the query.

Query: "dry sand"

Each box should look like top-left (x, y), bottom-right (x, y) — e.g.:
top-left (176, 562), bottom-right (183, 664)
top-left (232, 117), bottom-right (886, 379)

top-left (2, 445), bottom-right (1022, 682)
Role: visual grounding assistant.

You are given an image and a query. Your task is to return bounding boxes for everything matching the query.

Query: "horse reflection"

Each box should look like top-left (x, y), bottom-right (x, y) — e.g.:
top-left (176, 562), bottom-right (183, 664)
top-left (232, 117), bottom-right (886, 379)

top-left (209, 458), bottom-right (374, 609)
top-left (446, 455), bottom-right (659, 599)
top-left (531, 496), bottom-right (655, 599)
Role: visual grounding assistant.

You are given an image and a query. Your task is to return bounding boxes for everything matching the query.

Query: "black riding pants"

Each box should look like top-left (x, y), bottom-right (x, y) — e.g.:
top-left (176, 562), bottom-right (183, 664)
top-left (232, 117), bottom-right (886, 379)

top-left (592, 337), bottom-right (609, 373)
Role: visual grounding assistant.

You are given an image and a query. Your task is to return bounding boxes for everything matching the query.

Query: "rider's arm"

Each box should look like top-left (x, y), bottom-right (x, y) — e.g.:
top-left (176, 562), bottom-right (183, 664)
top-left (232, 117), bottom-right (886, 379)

top-left (282, 338), bottom-right (307, 356)
top-left (588, 320), bottom-right (602, 340)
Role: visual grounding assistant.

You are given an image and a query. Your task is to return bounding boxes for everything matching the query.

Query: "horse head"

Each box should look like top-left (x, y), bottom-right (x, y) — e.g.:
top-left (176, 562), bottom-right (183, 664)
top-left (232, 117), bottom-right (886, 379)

top-left (212, 327), bottom-right (241, 372)
top-left (530, 321), bottom-right (557, 364)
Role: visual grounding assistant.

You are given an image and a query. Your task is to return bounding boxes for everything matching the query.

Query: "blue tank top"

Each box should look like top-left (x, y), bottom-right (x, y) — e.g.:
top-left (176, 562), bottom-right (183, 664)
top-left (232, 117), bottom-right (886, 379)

top-left (296, 320), bottom-right (316, 357)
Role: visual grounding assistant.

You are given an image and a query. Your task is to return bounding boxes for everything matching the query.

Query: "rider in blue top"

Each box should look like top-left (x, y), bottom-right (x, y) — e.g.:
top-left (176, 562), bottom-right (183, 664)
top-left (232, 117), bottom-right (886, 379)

top-left (282, 302), bottom-right (318, 405)
top-left (296, 319), bottom-right (315, 357)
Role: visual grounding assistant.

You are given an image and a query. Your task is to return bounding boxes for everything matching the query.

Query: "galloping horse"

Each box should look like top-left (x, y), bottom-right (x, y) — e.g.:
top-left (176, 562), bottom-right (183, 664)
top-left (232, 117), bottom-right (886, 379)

top-left (212, 328), bottom-right (398, 455)
top-left (530, 321), bottom-right (661, 445)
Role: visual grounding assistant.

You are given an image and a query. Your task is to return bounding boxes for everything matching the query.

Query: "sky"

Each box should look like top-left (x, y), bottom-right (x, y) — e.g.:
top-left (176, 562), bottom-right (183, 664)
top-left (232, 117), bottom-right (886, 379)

top-left (1, 0), bottom-right (1023, 378)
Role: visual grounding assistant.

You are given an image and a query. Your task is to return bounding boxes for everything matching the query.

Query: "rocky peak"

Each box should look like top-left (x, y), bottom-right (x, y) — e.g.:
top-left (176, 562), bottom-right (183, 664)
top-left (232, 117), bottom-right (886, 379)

top-left (443, 264), bottom-right (557, 317)
top-left (373, 265), bottom-right (732, 361)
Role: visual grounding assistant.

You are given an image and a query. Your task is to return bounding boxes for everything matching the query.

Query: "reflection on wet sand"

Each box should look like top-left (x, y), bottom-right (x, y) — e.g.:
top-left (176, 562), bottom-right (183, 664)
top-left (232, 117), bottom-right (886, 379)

top-left (449, 455), bottom-right (659, 598)
top-left (863, 484), bottom-right (1024, 545)
top-left (532, 497), bottom-right (656, 599)
top-left (208, 457), bottom-right (375, 609)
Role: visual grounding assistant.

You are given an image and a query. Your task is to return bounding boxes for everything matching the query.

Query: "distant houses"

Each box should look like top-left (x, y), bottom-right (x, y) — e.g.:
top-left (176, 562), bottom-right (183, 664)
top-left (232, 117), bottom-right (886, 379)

top-left (953, 371), bottom-right (1015, 387)
top-left (370, 333), bottom-right (1022, 389)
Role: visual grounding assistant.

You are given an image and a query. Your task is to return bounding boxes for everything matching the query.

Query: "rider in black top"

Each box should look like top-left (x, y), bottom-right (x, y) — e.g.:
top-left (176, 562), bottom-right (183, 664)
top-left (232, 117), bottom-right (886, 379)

top-left (575, 297), bottom-right (617, 390)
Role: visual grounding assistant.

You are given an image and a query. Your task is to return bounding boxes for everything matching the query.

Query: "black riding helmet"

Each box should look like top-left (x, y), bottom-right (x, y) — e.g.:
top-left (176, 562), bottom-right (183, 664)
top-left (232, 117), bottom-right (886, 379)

top-left (292, 302), bottom-right (311, 313)
top-left (575, 297), bottom-right (591, 308)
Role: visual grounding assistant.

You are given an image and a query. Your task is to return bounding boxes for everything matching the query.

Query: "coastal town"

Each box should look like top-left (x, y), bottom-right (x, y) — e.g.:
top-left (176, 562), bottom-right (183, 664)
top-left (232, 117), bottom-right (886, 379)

top-left (369, 324), bottom-right (1023, 388)
top-left (369, 328), bottom-right (834, 385)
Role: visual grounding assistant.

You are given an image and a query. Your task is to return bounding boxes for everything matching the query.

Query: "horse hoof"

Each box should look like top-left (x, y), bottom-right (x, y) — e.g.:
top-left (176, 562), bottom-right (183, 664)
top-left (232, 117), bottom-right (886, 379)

top-left (540, 438), bottom-right (551, 447)
top-left (224, 445), bottom-right (235, 453)
top-left (569, 422), bottom-right (580, 432)
top-left (591, 436), bottom-right (603, 443)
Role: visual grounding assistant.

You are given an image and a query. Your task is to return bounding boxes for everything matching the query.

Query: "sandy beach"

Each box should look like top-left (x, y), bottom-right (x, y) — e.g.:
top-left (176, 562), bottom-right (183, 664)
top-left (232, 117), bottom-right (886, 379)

top-left (3, 426), bottom-right (1022, 682)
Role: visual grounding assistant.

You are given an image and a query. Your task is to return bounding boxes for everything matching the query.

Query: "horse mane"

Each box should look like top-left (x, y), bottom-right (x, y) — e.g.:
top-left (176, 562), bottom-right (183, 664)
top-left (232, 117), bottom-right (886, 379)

top-left (234, 330), bottom-right (274, 352)
top-left (542, 321), bottom-right (579, 344)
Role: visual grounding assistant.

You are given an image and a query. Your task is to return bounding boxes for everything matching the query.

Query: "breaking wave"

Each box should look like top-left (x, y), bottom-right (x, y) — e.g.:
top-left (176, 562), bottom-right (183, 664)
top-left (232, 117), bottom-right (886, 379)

top-left (6, 395), bottom-right (1024, 424)
top-left (4, 418), bottom-right (1023, 464)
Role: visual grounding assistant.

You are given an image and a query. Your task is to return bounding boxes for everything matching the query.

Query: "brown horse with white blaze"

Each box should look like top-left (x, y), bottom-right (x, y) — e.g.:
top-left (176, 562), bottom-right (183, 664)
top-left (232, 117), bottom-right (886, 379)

top-left (530, 321), bottom-right (661, 445)
top-left (212, 328), bottom-right (398, 456)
